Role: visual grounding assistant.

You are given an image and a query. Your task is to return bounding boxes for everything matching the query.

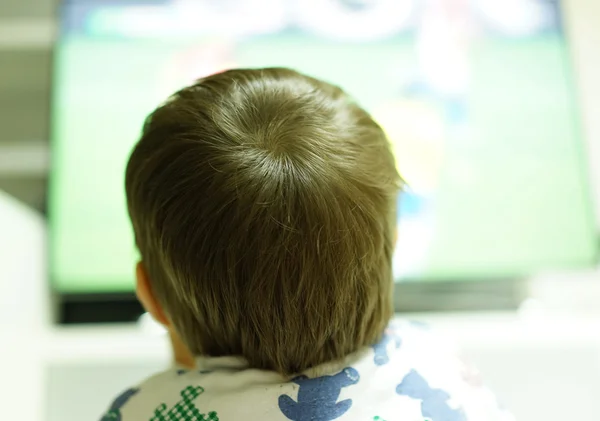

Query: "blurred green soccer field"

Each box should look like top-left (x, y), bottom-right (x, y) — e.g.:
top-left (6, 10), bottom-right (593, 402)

top-left (50, 34), bottom-right (596, 293)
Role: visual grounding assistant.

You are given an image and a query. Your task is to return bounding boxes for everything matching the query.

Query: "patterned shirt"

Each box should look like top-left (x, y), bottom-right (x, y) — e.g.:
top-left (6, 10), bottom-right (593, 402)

top-left (99, 320), bottom-right (514, 421)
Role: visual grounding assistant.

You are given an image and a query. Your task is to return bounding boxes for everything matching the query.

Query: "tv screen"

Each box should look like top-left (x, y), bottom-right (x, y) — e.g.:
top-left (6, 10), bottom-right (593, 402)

top-left (50, 0), bottom-right (596, 295)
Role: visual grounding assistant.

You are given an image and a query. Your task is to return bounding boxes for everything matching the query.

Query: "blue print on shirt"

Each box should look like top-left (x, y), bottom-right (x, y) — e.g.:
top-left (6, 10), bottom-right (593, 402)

top-left (373, 332), bottom-right (402, 366)
top-left (396, 370), bottom-right (466, 421)
top-left (278, 367), bottom-right (360, 421)
top-left (100, 388), bottom-right (139, 421)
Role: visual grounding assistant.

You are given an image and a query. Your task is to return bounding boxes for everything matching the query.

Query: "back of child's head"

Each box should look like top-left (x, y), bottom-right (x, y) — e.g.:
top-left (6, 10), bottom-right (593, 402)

top-left (125, 68), bottom-right (402, 375)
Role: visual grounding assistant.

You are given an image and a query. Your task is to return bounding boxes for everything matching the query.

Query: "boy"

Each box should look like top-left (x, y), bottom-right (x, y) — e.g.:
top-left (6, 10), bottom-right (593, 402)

top-left (101, 68), bottom-right (512, 421)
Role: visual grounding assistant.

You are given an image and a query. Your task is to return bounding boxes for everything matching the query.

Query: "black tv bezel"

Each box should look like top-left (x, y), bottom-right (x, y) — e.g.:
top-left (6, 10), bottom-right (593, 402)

top-left (57, 278), bottom-right (526, 324)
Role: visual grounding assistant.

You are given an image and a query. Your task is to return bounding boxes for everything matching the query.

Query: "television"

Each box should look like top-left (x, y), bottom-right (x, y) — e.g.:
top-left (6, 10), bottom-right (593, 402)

top-left (50, 0), bottom-right (597, 322)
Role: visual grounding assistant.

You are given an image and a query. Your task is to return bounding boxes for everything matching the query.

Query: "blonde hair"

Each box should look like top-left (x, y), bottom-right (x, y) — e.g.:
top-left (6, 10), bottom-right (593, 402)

top-left (125, 68), bottom-right (402, 375)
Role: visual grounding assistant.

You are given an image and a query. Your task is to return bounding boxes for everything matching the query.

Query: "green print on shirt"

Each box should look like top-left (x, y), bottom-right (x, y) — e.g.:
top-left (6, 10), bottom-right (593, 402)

top-left (149, 386), bottom-right (219, 421)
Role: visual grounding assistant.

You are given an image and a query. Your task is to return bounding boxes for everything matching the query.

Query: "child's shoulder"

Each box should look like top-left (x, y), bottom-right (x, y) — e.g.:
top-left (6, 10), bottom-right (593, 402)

top-left (381, 318), bottom-right (515, 421)
top-left (98, 361), bottom-right (281, 421)
top-left (98, 366), bottom-right (213, 421)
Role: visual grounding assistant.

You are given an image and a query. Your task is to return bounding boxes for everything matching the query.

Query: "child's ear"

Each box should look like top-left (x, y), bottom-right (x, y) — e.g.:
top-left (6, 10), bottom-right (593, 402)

top-left (136, 262), bottom-right (170, 327)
